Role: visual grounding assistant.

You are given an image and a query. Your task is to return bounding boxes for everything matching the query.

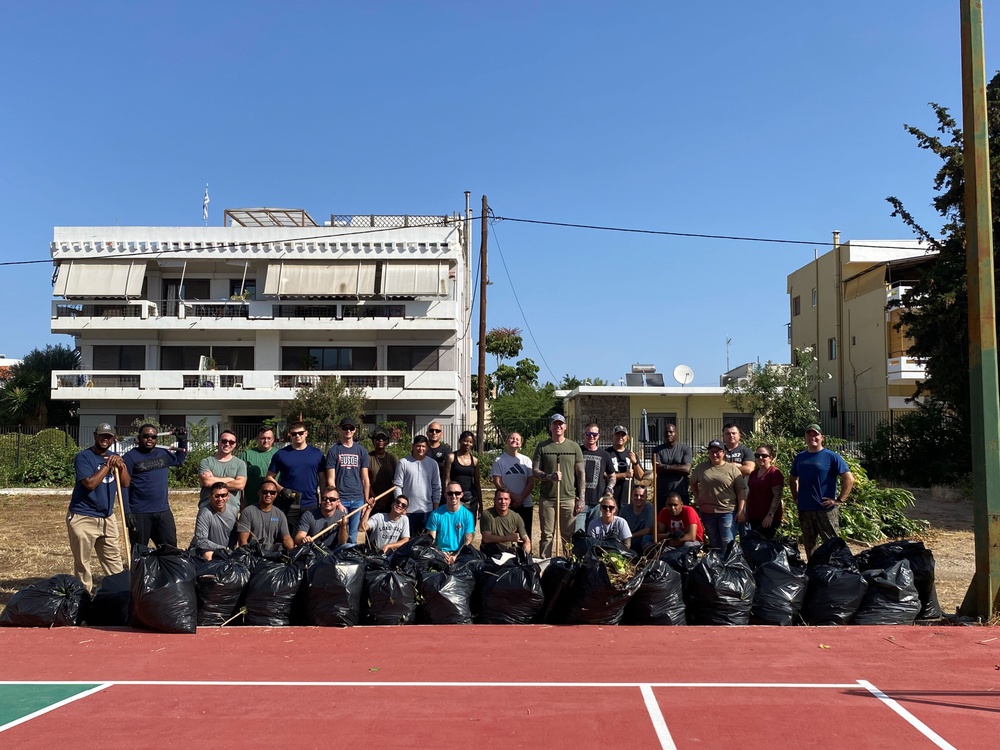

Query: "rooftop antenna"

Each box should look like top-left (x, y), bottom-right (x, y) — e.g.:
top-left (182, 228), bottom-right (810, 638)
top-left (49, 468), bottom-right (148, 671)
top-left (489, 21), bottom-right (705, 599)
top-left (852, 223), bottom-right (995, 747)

top-left (725, 337), bottom-right (732, 372)
top-left (673, 364), bottom-right (694, 387)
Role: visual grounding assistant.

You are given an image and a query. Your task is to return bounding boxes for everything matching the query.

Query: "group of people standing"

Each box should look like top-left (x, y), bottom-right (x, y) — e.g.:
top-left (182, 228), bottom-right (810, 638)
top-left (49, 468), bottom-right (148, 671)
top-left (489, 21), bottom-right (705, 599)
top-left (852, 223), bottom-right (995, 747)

top-left (65, 415), bottom-right (855, 592)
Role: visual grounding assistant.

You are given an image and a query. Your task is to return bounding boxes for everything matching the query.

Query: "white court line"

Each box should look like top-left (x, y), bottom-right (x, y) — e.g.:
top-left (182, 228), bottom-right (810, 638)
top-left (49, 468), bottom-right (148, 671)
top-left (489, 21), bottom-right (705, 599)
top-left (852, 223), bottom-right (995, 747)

top-left (0, 680), bottom-right (861, 688)
top-left (0, 683), bottom-right (112, 734)
top-left (640, 684), bottom-right (677, 750)
top-left (857, 680), bottom-right (956, 750)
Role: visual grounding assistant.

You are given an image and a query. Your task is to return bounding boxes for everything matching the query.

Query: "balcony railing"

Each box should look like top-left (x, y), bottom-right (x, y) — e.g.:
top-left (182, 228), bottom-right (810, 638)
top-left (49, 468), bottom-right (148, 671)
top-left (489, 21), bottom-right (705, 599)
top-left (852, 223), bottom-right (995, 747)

top-left (52, 369), bottom-right (456, 395)
top-left (887, 356), bottom-right (926, 381)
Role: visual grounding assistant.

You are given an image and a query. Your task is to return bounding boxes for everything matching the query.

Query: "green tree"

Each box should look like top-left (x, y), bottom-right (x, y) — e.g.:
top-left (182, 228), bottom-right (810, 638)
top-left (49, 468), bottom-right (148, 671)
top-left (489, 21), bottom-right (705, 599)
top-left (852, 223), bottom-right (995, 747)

top-left (558, 374), bottom-right (610, 388)
top-left (485, 326), bottom-right (524, 367)
top-left (882, 70), bottom-right (1000, 476)
top-left (495, 358), bottom-right (540, 395)
top-left (280, 376), bottom-right (368, 447)
top-left (1, 344), bottom-right (80, 426)
top-left (724, 347), bottom-right (826, 437)
top-left (489, 381), bottom-right (558, 437)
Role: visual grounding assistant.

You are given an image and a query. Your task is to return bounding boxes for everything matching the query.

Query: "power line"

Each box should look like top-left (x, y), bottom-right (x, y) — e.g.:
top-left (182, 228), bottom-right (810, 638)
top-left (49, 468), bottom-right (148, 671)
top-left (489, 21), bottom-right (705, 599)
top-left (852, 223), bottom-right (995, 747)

top-left (487, 215), bottom-right (558, 385)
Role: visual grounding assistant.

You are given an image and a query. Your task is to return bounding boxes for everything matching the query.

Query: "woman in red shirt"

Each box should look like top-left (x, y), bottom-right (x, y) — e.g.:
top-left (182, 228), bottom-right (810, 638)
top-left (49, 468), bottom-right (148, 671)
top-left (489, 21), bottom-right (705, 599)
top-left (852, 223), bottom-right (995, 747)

top-left (746, 445), bottom-right (784, 539)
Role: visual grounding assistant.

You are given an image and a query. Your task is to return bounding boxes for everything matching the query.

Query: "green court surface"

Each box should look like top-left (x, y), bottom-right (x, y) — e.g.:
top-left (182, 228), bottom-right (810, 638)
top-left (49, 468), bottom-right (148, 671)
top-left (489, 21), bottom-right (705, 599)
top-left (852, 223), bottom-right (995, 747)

top-left (0, 684), bottom-right (102, 728)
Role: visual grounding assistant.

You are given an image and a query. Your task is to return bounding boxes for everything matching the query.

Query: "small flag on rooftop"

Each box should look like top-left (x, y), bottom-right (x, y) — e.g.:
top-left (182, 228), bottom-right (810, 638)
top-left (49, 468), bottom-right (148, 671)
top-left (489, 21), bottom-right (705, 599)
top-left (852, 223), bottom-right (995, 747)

top-left (202, 184), bottom-right (210, 224)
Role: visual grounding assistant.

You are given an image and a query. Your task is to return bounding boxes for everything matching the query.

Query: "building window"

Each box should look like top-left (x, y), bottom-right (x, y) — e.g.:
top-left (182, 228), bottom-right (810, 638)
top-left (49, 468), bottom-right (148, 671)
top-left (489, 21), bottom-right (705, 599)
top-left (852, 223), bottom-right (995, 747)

top-left (230, 279), bottom-right (256, 300)
top-left (161, 346), bottom-right (254, 370)
top-left (93, 345), bottom-right (145, 370)
top-left (811, 288), bottom-right (817, 307)
top-left (387, 346), bottom-right (440, 371)
top-left (851, 335), bottom-right (856, 346)
top-left (828, 337), bottom-right (837, 361)
top-left (792, 296), bottom-right (801, 316)
top-left (281, 346), bottom-right (377, 371)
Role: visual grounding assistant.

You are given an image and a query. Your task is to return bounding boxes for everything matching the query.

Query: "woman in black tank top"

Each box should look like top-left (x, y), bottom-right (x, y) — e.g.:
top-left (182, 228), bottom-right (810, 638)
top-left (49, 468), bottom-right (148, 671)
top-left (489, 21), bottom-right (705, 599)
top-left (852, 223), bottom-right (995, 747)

top-left (444, 430), bottom-right (481, 519)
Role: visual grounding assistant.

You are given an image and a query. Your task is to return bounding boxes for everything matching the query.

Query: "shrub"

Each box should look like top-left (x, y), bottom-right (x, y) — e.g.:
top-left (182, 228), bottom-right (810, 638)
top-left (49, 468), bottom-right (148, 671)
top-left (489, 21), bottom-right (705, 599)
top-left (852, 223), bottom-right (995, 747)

top-left (860, 405), bottom-right (969, 486)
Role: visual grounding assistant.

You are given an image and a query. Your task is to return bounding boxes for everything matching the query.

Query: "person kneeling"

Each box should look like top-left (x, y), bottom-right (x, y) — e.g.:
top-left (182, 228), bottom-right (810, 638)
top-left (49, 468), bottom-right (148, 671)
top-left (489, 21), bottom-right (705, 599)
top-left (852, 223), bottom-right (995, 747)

top-left (480, 488), bottom-right (531, 557)
top-left (426, 481), bottom-right (475, 564)
top-left (586, 494), bottom-right (632, 549)
top-left (190, 481), bottom-right (239, 560)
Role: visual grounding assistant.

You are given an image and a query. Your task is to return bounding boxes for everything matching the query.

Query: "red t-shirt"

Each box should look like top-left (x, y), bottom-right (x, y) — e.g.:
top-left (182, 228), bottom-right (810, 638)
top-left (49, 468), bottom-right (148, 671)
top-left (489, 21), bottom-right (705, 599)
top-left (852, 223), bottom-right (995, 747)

top-left (657, 505), bottom-right (704, 544)
top-left (746, 465), bottom-right (784, 523)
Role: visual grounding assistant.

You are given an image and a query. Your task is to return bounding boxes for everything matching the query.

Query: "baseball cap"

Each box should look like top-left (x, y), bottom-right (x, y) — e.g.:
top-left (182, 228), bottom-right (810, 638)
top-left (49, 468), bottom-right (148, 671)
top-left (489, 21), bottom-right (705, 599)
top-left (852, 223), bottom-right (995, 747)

top-left (804, 423), bottom-right (823, 435)
top-left (372, 427), bottom-right (390, 440)
top-left (707, 440), bottom-right (724, 451)
top-left (612, 425), bottom-right (628, 435)
top-left (339, 417), bottom-right (357, 429)
top-left (549, 414), bottom-right (567, 425)
top-left (95, 423), bottom-right (116, 437)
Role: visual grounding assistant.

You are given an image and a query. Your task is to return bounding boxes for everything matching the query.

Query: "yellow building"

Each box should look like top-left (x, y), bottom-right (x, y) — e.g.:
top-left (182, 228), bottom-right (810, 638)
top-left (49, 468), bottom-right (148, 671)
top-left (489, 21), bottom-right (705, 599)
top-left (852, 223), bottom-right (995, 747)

top-left (786, 235), bottom-right (934, 440)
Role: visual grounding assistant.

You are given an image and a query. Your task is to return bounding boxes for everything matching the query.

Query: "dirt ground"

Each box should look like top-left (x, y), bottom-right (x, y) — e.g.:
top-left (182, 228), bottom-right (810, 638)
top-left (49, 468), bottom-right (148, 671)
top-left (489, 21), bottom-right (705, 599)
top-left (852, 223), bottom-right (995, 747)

top-left (0, 486), bottom-right (977, 616)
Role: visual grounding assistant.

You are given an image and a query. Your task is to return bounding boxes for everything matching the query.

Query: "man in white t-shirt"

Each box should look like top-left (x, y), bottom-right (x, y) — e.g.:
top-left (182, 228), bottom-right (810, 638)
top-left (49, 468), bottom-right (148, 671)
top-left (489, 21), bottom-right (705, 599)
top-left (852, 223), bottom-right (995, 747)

top-left (490, 431), bottom-right (535, 536)
top-left (360, 492), bottom-right (411, 554)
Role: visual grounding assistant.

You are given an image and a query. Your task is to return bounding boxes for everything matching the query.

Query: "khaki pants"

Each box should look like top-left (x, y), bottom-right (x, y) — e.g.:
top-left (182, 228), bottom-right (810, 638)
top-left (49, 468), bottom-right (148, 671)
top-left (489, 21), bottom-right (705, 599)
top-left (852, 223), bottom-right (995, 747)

top-left (67, 513), bottom-right (124, 592)
top-left (538, 497), bottom-right (577, 558)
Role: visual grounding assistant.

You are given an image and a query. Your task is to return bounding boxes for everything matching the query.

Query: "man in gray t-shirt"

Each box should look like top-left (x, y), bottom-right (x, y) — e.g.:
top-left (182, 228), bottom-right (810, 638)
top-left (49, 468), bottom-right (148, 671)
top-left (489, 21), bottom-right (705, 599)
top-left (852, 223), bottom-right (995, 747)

top-left (190, 482), bottom-right (238, 558)
top-left (360, 493), bottom-right (411, 554)
top-left (236, 480), bottom-right (294, 552)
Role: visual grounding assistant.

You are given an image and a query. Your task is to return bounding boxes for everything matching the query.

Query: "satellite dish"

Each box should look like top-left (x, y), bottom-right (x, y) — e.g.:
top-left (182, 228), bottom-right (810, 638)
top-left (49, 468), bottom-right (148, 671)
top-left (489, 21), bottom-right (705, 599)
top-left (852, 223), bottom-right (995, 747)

top-left (673, 364), bottom-right (694, 386)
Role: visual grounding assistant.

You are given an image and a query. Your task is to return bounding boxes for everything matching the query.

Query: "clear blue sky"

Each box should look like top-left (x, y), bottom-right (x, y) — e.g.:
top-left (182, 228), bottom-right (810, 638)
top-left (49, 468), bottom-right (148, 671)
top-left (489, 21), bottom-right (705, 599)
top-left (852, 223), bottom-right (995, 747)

top-left (0, 2), bottom-right (994, 385)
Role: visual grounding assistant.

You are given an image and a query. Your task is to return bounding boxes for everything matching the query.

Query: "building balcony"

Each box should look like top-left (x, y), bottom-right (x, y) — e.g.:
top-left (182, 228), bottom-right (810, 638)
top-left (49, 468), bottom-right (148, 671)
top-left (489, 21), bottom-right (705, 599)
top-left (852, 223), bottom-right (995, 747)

top-left (51, 298), bottom-right (460, 333)
top-left (887, 356), bottom-right (926, 382)
top-left (51, 369), bottom-right (460, 402)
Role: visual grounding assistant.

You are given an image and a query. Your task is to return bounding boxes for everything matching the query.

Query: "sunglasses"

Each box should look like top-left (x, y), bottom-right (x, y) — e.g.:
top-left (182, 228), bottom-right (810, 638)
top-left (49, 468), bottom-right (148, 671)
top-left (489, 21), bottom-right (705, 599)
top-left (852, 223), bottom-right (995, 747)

top-left (393, 500), bottom-right (408, 509)
top-left (446, 491), bottom-right (464, 497)
top-left (584, 431), bottom-right (599, 438)
top-left (340, 426), bottom-right (355, 431)
top-left (600, 505), bottom-right (615, 511)
top-left (428, 428), bottom-right (442, 433)
top-left (139, 433), bottom-right (158, 439)
top-left (212, 493), bottom-right (230, 499)
top-left (321, 497), bottom-right (338, 503)
top-left (219, 439), bottom-right (236, 445)
top-left (374, 436), bottom-right (388, 441)
top-left (260, 489), bottom-right (278, 496)
top-left (289, 430), bottom-right (306, 436)
top-left (755, 453), bottom-right (771, 459)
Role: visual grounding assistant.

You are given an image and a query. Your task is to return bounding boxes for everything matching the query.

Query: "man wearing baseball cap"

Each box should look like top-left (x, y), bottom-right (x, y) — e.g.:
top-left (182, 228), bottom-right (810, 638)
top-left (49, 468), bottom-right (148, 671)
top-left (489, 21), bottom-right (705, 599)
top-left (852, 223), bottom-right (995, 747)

top-left (67, 423), bottom-right (128, 591)
top-left (689, 439), bottom-right (745, 550)
top-left (367, 426), bottom-right (399, 512)
top-left (607, 424), bottom-right (644, 507)
top-left (789, 423), bottom-right (855, 560)
top-left (324, 416), bottom-right (370, 544)
top-left (532, 413), bottom-right (585, 557)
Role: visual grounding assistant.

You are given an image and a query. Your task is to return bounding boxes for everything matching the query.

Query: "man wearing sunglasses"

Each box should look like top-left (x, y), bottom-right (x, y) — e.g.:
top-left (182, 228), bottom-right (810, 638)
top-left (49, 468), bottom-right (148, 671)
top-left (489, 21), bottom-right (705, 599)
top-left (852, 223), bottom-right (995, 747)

top-left (236, 479), bottom-right (294, 552)
top-left (579, 423), bottom-right (616, 532)
top-left (295, 486), bottom-right (349, 549)
top-left (324, 416), bottom-right (370, 545)
top-left (266, 421), bottom-right (325, 531)
top-left (360, 493), bottom-right (411, 554)
top-left (425, 421), bottom-right (451, 489)
top-left (122, 423), bottom-right (188, 548)
top-left (198, 430), bottom-right (247, 513)
top-left (190, 481), bottom-right (239, 560)
top-left (426, 481), bottom-right (475, 564)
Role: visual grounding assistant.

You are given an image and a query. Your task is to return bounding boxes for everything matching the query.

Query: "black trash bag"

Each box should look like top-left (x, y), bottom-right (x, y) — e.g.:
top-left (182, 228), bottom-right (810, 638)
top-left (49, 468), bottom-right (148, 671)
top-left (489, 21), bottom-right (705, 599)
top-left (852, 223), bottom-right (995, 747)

top-left (0, 574), bottom-right (90, 628)
top-left (305, 546), bottom-right (367, 627)
top-left (244, 555), bottom-right (306, 626)
top-left (194, 554), bottom-right (252, 626)
top-left (658, 545), bottom-right (701, 598)
top-left (750, 547), bottom-right (809, 626)
top-left (539, 557), bottom-right (579, 624)
top-left (802, 565), bottom-right (868, 625)
top-left (622, 559), bottom-right (686, 626)
top-left (686, 542), bottom-right (756, 625)
top-left (565, 548), bottom-right (644, 625)
top-left (852, 560), bottom-right (921, 625)
top-left (129, 545), bottom-right (197, 634)
top-left (477, 548), bottom-right (545, 624)
top-left (855, 541), bottom-right (942, 620)
top-left (417, 563), bottom-right (476, 625)
top-left (740, 530), bottom-right (802, 570)
top-left (364, 555), bottom-right (418, 625)
top-left (572, 535), bottom-right (635, 560)
top-left (809, 536), bottom-right (856, 568)
top-left (86, 570), bottom-right (130, 626)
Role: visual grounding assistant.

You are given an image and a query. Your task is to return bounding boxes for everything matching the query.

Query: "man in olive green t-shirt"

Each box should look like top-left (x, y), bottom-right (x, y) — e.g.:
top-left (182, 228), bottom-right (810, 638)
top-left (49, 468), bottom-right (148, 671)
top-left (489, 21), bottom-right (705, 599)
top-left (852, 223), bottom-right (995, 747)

top-left (238, 426), bottom-right (278, 508)
top-left (480, 488), bottom-right (530, 557)
top-left (532, 414), bottom-right (585, 557)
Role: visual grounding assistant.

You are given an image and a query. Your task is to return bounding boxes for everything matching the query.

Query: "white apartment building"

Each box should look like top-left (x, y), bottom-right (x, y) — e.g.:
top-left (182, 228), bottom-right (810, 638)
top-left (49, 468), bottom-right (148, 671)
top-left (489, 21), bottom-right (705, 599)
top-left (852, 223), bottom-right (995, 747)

top-left (49, 207), bottom-right (472, 440)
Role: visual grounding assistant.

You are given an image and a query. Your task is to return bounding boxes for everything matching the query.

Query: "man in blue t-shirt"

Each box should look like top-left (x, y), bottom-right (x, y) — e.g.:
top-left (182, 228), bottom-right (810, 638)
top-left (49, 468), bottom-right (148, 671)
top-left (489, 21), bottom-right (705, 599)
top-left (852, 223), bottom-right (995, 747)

top-left (266, 421), bottom-right (326, 531)
top-left (426, 481), bottom-right (475, 564)
top-left (122, 423), bottom-right (188, 548)
top-left (68, 423), bottom-right (130, 591)
top-left (324, 416), bottom-right (370, 544)
top-left (789, 423), bottom-right (855, 560)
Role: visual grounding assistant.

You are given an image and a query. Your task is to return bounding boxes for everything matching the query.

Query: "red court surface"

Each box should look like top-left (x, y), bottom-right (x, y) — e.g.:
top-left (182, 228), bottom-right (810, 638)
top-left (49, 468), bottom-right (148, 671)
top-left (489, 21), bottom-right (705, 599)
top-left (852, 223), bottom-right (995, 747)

top-left (2, 625), bottom-right (998, 749)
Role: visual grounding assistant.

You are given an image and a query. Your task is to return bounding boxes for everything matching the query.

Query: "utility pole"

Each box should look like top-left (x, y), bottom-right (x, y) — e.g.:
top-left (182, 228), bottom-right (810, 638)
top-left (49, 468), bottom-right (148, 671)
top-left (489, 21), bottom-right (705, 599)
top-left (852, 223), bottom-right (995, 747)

top-left (476, 195), bottom-right (488, 453)
top-left (959, 0), bottom-right (1000, 619)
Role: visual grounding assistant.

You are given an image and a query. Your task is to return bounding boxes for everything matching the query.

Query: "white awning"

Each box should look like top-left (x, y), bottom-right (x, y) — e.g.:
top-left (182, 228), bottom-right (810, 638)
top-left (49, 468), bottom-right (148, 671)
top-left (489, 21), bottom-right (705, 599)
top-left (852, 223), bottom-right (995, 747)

top-left (53, 260), bottom-right (147, 298)
top-left (381, 261), bottom-right (449, 296)
top-left (263, 262), bottom-right (377, 297)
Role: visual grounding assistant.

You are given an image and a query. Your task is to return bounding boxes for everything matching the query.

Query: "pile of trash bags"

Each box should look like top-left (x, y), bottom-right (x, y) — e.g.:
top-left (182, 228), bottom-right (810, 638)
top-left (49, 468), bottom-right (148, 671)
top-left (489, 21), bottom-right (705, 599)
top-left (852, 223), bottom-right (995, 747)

top-left (0, 533), bottom-right (942, 631)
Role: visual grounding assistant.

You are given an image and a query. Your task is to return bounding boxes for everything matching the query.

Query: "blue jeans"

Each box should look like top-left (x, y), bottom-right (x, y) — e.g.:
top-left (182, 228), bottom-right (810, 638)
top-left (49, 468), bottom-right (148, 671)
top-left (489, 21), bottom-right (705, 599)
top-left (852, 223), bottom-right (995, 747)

top-left (700, 512), bottom-right (734, 550)
top-left (574, 503), bottom-right (601, 533)
top-left (342, 500), bottom-right (364, 544)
